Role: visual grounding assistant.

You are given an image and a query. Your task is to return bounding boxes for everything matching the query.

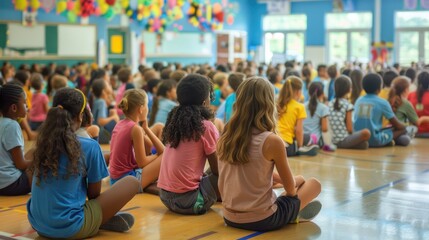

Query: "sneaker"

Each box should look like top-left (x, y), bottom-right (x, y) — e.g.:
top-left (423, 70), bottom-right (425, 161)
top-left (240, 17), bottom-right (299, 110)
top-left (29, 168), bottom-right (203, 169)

top-left (386, 140), bottom-right (395, 147)
top-left (322, 144), bottom-right (336, 152)
top-left (100, 212), bottom-right (135, 232)
top-left (406, 126), bottom-right (418, 139)
top-left (298, 145), bottom-right (319, 156)
top-left (296, 200), bottom-right (322, 222)
top-left (309, 134), bottom-right (319, 145)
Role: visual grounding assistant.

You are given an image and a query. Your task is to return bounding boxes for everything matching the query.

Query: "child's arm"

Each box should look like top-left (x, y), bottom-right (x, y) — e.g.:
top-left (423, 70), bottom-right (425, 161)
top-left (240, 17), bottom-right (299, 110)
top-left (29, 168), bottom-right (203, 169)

top-left (207, 152), bottom-right (219, 176)
top-left (295, 119), bottom-right (304, 147)
top-left (98, 109), bottom-right (119, 126)
top-left (141, 119), bottom-right (164, 155)
top-left (321, 116), bottom-right (328, 132)
top-left (417, 116), bottom-right (429, 126)
top-left (345, 111), bottom-right (353, 134)
top-left (132, 125), bottom-right (160, 168)
top-left (20, 119), bottom-right (37, 140)
top-left (10, 147), bottom-right (32, 170)
top-left (264, 134), bottom-right (296, 196)
top-left (389, 116), bottom-right (406, 130)
top-left (87, 181), bottom-right (102, 200)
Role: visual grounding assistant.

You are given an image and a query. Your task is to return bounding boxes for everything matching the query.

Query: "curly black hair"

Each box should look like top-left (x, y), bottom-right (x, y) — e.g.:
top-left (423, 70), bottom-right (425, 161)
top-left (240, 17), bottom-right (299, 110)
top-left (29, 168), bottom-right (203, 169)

top-left (162, 74), bottom-right (213, 148)
top-left (31, 88), bottom-right (86, 185)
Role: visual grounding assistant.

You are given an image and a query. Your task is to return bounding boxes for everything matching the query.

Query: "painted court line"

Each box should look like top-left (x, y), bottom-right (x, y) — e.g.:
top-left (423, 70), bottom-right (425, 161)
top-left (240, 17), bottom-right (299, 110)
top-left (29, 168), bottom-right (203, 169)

top-left (0, 231), bottom-right (32, 240)
top-left (237, 231), bottom-right (264, 240)
top-left (319, 152), bottom-right (429, 166)
top-left (336, 168), bottom-right (429, 207)
top-left (188, 231), bottom-right (217, 240)
top-left (121, 206), bottom-right (141, 212)
top-left (7, 203), bottom-right (26, 208)
top-left (11, 230), bottom-right (36, 237)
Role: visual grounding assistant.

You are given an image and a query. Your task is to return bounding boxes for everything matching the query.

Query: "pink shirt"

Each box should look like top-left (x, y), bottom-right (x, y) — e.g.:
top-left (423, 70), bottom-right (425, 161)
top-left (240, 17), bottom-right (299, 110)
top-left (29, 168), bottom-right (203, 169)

top-left (109, 119), bottom-right (138, 179)
top-left (157, 120), bottom-right (219, 193)
top-left (29, 92), bottom-right (48, 122)
top-left (115, 84), bottom-right (126, 116)
top-left (218, 130), bottom-right (277, 223)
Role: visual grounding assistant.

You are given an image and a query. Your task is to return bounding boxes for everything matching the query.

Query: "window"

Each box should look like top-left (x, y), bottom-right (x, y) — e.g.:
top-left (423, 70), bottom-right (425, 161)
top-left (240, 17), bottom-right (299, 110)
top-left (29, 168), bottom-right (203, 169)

top-left (326, 12), bottom-right (372, 64)
top-left (263, 15), bottom-right (306, 63)
top-left (396, 11), bottom-right (429, 65)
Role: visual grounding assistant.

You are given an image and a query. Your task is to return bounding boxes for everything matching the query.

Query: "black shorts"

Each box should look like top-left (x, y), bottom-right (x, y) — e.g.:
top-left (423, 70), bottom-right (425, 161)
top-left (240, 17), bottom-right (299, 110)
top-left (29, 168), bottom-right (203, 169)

top-left (224, 195), bottom-right (301, 232)
top-left (0, 172), bottom-right (31, 196)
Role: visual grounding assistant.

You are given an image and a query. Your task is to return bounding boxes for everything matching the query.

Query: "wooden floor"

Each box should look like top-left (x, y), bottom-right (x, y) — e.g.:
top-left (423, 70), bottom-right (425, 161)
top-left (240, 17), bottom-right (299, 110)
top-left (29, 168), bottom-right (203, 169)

top-left (2, 139), bottom-right (429, 239)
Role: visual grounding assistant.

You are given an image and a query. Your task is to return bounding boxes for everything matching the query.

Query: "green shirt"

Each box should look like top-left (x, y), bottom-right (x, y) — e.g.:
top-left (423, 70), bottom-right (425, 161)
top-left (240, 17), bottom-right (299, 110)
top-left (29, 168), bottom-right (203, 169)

top-left (396, 99), bottom-right (418, 125)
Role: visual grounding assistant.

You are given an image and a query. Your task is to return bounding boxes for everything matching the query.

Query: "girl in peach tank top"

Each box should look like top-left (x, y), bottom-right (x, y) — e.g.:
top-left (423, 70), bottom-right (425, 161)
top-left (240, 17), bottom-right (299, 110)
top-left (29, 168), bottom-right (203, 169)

top-left (217, 77), bottom-right (322, 231)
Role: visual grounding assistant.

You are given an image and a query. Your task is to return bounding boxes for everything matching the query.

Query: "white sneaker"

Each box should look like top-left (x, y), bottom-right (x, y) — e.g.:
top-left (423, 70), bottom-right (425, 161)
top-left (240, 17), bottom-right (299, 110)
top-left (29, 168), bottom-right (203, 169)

top-left (298, 145), bottom-right (319, 156)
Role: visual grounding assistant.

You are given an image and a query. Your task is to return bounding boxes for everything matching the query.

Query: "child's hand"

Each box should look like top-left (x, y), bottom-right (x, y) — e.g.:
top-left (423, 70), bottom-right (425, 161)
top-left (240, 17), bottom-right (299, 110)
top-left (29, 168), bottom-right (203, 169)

top-left (109, 109), bottom-right (119, 122)
top-left (141, 119), bottom-right (150, 131)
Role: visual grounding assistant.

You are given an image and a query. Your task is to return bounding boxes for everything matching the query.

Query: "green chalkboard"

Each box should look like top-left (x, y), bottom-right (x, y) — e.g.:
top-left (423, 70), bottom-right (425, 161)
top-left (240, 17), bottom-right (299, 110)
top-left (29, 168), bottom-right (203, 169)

top-left (45, 25), bottom-right (58, 54)
top-left (0, 24), bottom-right (6, 49)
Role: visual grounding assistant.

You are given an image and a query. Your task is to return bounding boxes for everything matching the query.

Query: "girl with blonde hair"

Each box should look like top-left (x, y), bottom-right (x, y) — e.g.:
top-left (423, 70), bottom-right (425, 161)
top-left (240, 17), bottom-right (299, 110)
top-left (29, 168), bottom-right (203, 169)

top-left (277, 76), bottom-right (319, 156)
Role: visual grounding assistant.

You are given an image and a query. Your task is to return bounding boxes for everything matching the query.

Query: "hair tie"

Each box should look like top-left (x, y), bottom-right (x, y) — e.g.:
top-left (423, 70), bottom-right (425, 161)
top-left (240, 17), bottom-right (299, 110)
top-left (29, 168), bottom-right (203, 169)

top-left (75, 89), bottom-right (87, 114)
top-left (57, 105), bottom-right (64, 109)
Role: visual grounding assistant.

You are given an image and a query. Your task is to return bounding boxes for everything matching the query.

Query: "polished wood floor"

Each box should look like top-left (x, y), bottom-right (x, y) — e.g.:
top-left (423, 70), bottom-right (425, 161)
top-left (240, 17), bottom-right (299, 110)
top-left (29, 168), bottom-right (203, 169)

top-left (2, 139), bottom-right (429, 239)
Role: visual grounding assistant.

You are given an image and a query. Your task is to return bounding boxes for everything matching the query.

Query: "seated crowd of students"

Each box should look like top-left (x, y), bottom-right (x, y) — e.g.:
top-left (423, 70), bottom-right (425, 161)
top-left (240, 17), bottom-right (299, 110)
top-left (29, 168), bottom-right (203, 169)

top-left (0, 58), bottom-right (428, 238)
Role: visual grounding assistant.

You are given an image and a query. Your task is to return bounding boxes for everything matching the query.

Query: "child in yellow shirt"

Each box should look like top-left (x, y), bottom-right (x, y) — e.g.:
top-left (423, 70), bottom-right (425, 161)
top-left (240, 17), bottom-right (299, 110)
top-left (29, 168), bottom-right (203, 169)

top-left (277, 76), bottom-right (319, 156)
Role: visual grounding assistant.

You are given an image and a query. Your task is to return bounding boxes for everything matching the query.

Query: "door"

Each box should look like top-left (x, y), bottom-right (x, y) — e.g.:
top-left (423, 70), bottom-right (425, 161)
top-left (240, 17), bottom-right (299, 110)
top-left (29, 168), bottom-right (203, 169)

top-left (286, 32), bottom-right (304, 62)
top-left (264, 32), bottom-right (285, 64)
top-left (350, 31), bottom-right (370, 63)
top-left (397, 31), bottom-right (419, 66)
top-left (328, 32), bottom-right (347, 64)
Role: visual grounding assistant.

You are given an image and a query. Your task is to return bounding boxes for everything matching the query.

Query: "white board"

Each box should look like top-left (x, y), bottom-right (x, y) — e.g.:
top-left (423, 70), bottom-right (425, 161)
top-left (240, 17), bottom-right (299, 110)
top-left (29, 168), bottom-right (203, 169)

top-left (8, 23), bottom-right (45, 49)
top-left (58, 25), bottom-right (96, 57)
top-left (143, 31), bottom-right (212, 57)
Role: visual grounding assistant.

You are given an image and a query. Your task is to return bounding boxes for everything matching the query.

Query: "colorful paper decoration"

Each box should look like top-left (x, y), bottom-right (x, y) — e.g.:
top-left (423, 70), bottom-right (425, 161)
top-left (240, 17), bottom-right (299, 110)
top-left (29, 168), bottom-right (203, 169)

top-left (404, 0), bottom-right (418, 9)
top-left (30, 0), bottom-right (41, 11)
top-left (40, 0), bottom-right (56, 12)
top-left (11, 0), bottom-right (239, 31)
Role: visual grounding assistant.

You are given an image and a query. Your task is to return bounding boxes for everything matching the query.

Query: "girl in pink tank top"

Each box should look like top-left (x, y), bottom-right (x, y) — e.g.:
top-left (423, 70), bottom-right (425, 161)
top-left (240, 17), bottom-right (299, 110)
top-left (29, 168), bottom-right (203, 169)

top-left (109, 89), bottom-right (164, 193)
top-left (217, 77), bottom-right (322, 231)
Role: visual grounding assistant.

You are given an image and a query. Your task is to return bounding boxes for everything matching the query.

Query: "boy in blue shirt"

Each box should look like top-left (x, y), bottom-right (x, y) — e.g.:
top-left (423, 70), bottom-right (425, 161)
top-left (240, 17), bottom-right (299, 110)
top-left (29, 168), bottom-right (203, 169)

top-left (353, 73), bottom-right (409, 147)
top-left (224, 73), bottom-right (245, 123)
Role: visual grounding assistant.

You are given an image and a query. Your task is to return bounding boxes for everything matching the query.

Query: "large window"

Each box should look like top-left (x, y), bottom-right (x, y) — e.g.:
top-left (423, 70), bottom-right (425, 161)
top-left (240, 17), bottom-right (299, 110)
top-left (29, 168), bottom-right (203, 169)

top-left (326, 12), bottom-right (372, 64)
top-left (263, 14), bottom-right (306, 64)
top-left (396, 11), bottom-right (429, 66)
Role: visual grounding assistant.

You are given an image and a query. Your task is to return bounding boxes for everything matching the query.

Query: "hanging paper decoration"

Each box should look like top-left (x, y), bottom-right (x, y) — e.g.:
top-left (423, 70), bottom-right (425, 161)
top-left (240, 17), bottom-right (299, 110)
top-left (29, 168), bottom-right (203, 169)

top-left (30, 0), bottom-right (41, 12)
top-left (14, 0), bottom-right (28, 11)
top-left (40, 0), bottom-right (56, 12)
top-left (421, 0), bottom-right (429, 9)
top-left (67, 11), bottom-right (78, 22)
top-left (57, 0), bottom-right (67, 13)
top-left (121, 0), bottom-right (130, 8)
top-left (106, 0), bottom-right (116, 6)
top-left (67, 0), bottom-right (75, 11)
top-left (404, 0), bottom-right (418, 9)
top-left (81, 0), bottom-right (95, 17)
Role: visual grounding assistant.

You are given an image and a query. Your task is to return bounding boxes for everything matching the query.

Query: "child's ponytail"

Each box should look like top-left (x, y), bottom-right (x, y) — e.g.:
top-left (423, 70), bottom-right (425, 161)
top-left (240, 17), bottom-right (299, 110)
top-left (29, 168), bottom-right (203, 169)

top-left (334, 76), bottom-right (352, 111)
top-left (389, 76), bottom-right (410, 113)
top-left (32, 88), bottom-right (86, 185)
top-left (308, 82), bottom-right (324, 117)
top-left (277, 76), bottom-right (302, 115)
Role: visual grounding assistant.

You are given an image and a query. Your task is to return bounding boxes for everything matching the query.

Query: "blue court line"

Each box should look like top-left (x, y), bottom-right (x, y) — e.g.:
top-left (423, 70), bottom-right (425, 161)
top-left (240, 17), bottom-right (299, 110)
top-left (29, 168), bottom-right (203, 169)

top-left (188, 231), bottom-right (217, 240)
top-left (336, 168), bottom-right (429, 207)
top-left (319, 152), bottom-right (429, 166)
top-left (237, 231), bottom-right (264, 240)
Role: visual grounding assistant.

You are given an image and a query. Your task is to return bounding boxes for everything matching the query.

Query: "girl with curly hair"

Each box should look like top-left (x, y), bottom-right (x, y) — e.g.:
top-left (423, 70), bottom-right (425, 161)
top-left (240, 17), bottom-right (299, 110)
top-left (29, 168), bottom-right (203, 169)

top-left (158, 74), bottom-right (220, 215)
top-left (27, 88), bottom-right (139, 239)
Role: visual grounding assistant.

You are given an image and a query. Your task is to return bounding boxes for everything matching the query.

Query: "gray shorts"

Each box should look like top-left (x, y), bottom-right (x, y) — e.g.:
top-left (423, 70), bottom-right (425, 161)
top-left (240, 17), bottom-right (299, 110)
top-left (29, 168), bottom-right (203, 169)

top-left (335, 131), bottom-right (368, 149)
top-left (160, 174), bottom-right (218, 215)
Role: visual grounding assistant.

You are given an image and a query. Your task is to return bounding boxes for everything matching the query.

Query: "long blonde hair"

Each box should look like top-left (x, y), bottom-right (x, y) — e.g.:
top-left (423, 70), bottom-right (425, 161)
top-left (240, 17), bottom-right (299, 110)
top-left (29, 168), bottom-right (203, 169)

top-left (277, 76), bottom-right (302, 116)
top-left (217, 77), bottom-right (276, 164)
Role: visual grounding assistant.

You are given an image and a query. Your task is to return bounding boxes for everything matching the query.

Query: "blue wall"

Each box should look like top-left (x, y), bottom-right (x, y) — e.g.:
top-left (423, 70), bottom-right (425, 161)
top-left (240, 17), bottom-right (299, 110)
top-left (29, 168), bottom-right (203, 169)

top-left (248, 0), bottom-right (409, 49)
